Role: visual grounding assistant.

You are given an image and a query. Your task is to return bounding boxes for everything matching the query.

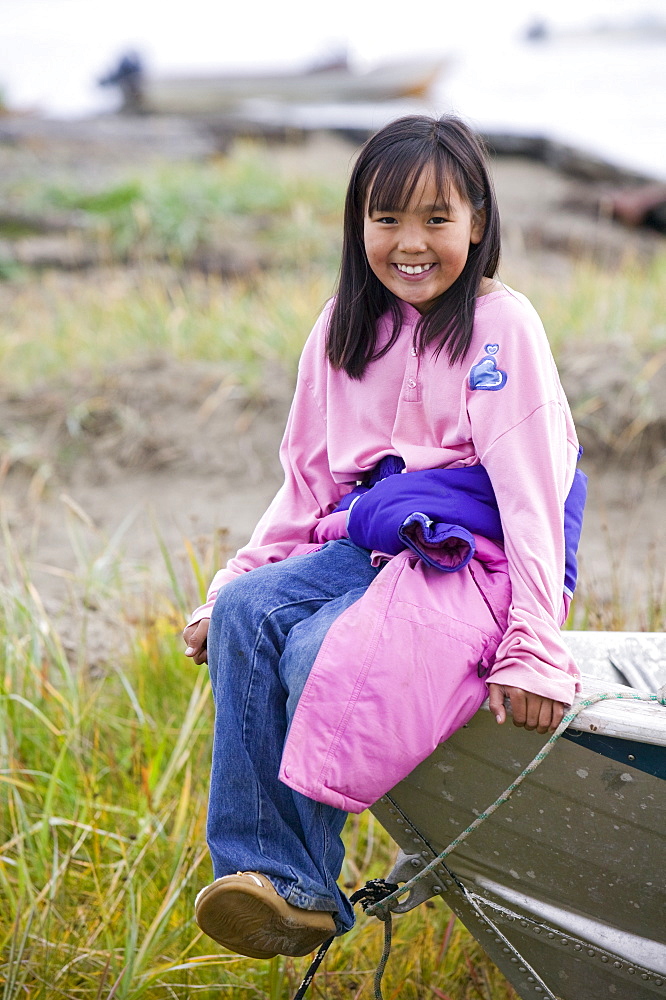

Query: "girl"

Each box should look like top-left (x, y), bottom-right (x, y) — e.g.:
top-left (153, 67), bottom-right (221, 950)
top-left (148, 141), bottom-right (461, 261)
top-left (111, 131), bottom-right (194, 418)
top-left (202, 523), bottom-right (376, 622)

top-left (182, 115), bottom-right (583, 961)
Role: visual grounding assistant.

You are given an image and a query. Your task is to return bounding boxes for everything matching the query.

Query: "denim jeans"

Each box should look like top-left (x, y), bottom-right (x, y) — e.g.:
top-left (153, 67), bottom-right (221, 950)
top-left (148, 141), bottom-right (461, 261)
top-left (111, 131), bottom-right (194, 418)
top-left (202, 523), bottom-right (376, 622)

top-left (206, 538), bottom-right (382, 934)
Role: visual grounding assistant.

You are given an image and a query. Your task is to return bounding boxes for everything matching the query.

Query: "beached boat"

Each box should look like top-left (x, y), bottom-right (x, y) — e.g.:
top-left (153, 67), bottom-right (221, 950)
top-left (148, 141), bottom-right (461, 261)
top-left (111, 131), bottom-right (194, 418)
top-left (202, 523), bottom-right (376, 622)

top-left (370, 631), bottom-right (666, 1000)
top-left (123, 58), bottom-right (447, 114)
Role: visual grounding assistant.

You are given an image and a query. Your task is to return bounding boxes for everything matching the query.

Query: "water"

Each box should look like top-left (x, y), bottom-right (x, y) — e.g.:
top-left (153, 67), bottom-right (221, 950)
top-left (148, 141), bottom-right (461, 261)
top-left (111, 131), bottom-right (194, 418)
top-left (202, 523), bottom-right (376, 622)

top-left (1, 0), bottom-right (665, 179)
top-left (441, 35), bottom-right (666, 181)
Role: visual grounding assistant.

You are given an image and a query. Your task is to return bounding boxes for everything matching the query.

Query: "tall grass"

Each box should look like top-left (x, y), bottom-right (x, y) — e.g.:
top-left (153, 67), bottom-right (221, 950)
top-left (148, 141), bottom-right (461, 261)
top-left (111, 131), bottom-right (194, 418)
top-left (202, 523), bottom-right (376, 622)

top-left (0, 534), bottom-right (516, 999)
top-left (506, 253), bottom-right (666, 355)
top-left (3, 144), bottom-right (344, 269)
top-left (2, 250), bottom-right (666, 396)
top-left (0, 269), bottom-right (334, 393)
top-left (1, 529), bottom-right (660, 998)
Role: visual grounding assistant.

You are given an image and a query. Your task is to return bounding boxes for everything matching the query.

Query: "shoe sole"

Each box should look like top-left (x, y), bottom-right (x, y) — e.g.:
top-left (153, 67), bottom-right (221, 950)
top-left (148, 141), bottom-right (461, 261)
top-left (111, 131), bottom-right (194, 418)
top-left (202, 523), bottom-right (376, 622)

top-left (195, 876), bottom-right (335, 959)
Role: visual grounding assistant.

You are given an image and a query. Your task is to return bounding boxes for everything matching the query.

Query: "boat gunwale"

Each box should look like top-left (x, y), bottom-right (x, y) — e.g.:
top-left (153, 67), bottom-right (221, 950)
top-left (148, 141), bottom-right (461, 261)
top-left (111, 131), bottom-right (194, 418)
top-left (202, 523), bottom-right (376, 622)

top-left (479, 674), bottom-right (666, 747)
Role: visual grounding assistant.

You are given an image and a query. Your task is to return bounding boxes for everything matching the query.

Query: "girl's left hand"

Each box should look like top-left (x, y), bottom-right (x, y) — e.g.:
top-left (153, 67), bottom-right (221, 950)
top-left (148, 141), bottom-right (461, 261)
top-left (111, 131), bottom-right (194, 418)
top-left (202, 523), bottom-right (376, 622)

top-left (488, 684), bottom-right (565, 734)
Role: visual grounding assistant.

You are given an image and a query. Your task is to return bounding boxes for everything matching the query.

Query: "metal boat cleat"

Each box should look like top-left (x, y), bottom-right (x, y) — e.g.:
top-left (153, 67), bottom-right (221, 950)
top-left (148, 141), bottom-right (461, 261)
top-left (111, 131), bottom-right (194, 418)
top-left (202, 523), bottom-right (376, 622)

top-left (383, 849), bottom-right (445, 913)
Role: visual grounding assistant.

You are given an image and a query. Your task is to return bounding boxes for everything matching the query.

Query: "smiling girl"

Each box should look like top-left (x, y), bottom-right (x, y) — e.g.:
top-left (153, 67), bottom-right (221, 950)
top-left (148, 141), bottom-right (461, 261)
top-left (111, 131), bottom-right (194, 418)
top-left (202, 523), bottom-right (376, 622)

top-left (182, 115), bottom-right (585, 960)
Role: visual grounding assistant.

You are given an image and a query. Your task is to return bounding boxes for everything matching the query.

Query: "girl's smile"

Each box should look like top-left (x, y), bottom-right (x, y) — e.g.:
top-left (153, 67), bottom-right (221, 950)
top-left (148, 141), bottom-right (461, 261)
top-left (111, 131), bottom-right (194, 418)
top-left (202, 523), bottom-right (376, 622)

top-left (393, 262), bottom-right (437, 277)
top-left (363, 169), bottom-right (485, 312)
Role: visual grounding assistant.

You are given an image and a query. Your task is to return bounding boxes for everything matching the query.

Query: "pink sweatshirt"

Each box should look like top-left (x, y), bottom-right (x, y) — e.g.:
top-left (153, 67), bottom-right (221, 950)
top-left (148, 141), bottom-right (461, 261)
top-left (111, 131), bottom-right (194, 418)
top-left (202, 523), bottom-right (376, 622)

top-left (190, 286), bottom-right (581, 701)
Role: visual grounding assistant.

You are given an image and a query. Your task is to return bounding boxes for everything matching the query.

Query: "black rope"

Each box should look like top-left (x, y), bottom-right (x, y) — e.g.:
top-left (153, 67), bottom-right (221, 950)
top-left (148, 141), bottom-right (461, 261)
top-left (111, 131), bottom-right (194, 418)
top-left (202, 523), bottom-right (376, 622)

top-left (350, 879), bottom-right (400, 910)
top-left (290, 880), bottom-right (400, 1000)
top-left (292, 936), bottom-right (335, 1000)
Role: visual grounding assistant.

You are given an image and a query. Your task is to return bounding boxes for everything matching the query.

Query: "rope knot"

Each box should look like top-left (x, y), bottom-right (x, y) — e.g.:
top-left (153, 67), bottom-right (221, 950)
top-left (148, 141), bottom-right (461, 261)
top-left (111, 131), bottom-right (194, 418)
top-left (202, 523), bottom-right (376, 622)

top-left (349, 879), bottom-right (400, 914)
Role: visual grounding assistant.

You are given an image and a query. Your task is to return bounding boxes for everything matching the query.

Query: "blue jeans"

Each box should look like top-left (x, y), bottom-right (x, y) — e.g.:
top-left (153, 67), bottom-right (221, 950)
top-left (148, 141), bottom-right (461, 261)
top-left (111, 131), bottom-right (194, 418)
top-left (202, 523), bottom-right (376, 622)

top-left (206, 538), bottom-right (382, 934)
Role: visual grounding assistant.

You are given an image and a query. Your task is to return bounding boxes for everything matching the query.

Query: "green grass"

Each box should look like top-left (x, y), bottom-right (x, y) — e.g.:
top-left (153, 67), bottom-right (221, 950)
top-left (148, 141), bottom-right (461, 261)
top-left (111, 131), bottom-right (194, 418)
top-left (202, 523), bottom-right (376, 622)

top-left (0, 268), bottom-right (334, 394)
top-left (2, 250), bottom-right (666, 398)
top-left (0, 534), bottom-right (518, 1000)
top-left (506, 254), bottom-right (666, 355)
top-left (1, 498), bottom-right (661, 999)
top-left (2, 144), bottom-right (344, 269)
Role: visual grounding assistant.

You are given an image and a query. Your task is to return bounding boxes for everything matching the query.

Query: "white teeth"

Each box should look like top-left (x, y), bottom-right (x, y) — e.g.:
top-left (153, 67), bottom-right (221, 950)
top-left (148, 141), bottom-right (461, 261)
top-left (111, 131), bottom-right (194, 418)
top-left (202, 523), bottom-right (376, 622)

top-left (396, 263), bottom-right (434, 275)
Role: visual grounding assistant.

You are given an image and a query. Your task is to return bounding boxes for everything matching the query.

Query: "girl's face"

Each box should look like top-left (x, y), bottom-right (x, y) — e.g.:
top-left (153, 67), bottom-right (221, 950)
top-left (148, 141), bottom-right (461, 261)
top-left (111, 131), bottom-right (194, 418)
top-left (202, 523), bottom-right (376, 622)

top-left (363, 167), bottom-right (485, 312)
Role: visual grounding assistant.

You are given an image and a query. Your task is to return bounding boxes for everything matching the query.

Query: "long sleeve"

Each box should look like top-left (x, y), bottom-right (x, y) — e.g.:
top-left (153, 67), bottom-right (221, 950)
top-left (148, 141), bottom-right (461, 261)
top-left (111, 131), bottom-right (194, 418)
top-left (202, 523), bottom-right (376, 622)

top-left (466, 292), bottom-right (581, 703)
top-left (188, 316), bottom-right (347, 624)
top-left (478, 403), bottom-right (580, 702)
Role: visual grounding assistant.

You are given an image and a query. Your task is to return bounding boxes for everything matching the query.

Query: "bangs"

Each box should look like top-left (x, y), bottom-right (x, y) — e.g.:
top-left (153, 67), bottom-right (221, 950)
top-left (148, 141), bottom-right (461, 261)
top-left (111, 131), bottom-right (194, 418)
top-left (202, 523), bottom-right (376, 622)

top-left (365, 143), bottom-right (464, 216)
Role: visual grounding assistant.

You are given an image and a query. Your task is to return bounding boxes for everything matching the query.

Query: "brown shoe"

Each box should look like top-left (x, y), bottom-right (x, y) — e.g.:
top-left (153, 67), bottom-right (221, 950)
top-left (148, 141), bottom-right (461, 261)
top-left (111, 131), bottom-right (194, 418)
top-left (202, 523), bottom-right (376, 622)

top-left (194, 871), bottom-right (336, 959)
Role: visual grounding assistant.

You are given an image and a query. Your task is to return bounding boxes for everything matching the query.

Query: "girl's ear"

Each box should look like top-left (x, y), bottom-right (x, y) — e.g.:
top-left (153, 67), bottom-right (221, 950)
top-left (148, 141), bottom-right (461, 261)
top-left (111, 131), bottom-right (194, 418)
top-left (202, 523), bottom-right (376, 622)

top-left (470, 205), bottom-right (486, 245)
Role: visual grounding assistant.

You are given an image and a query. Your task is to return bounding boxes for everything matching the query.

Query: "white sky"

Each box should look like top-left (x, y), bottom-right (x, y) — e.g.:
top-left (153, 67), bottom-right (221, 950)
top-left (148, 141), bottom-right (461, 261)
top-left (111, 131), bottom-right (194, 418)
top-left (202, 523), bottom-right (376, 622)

top-left (1, 0), bottom-right (664, 114)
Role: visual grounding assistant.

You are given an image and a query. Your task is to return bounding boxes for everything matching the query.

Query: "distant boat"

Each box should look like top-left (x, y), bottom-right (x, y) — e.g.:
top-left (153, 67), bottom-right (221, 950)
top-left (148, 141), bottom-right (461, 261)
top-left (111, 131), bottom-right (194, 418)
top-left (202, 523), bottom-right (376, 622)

top-left (372, 630), bottom-right (666, 1000)
top-left (524, 14), bottom-right (666, 44)
top-left (100, 54), bottom-right (448, 114)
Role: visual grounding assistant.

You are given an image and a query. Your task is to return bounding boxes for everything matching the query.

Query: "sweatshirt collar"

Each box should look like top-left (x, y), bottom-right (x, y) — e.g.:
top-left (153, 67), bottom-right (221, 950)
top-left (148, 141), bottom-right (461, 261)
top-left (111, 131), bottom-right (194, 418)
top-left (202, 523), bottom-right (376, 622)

top-left (398, 299), bottom-right (422, 326)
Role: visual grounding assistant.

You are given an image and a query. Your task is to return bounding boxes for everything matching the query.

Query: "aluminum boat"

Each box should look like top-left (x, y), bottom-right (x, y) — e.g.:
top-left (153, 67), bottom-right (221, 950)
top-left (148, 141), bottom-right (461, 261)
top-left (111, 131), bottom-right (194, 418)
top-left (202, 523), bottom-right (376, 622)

top-left (371, 631), bottom-right (666, 1000)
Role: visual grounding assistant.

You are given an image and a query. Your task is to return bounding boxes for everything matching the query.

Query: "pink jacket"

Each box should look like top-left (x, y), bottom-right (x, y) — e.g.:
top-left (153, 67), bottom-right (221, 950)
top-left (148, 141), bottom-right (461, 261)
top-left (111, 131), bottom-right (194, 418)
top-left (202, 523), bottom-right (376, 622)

top-left (280, 535), bottom-right (517, 812)
top-left (191, 287), bottom-right (582, 810)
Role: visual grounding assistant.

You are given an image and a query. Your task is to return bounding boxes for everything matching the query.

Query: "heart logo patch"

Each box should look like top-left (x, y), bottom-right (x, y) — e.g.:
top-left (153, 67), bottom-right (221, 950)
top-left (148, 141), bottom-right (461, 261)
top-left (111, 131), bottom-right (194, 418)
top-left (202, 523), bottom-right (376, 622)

top-left (469, 344), bottom-right (508, 391)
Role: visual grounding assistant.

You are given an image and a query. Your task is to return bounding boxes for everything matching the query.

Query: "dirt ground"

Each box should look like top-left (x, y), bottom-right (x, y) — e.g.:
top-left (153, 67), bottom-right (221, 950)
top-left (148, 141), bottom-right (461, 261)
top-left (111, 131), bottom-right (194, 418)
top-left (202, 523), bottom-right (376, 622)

top-left (0, 126), bottom-right (664, 661)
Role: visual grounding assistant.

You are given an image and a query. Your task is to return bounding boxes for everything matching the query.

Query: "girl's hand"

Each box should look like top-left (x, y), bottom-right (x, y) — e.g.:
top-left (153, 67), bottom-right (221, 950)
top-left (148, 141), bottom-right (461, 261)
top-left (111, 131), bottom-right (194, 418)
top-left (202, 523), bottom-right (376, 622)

top-left (487, 684), bottom-right (565, 735)
top-left (183, 618), bottom-right (210, 665)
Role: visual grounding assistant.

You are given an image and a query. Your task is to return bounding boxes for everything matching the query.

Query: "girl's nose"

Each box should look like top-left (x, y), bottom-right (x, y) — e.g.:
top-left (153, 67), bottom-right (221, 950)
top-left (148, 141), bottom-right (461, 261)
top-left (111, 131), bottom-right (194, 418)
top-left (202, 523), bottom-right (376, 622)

top-left (397, 224), bottom-right (428, 253)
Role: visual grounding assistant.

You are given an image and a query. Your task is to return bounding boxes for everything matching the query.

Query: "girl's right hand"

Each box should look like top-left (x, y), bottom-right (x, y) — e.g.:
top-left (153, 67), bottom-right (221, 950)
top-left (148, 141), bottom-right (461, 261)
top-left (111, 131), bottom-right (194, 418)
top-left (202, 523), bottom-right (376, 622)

top-left (183, 618), bottom-right (210, 665)
top-left (488, 683), bottom-right (565, 734)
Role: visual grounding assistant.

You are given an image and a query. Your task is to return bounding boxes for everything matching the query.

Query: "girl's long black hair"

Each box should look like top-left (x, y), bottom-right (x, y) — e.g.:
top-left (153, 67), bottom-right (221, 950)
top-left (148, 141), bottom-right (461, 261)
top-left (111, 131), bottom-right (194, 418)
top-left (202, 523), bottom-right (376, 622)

top-left (327, 115), bottom-right (501, 379)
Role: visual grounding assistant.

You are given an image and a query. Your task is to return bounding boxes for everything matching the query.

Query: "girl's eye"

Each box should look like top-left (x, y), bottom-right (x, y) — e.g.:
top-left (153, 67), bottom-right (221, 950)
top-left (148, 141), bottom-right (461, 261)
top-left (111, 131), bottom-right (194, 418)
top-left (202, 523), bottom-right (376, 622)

top-left (428, 217), bottom-right (448, 225)
top-left (376, 216), bottom-right (397, 224)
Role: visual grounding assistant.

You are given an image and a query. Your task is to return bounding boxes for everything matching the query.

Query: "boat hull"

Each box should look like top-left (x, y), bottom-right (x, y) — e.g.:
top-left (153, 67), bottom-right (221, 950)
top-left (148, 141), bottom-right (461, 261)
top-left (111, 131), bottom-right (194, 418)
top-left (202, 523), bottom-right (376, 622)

top-left (141, 59), bottom-right (447, 114)
top-left (370, 632), bottom-right (666, 999)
